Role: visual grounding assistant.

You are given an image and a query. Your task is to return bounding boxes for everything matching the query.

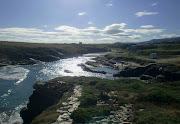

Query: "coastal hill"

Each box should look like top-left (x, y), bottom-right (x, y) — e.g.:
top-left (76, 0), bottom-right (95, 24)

top-left (0, 41), bottom-right (108, 67)
top-left (141, 37), bottom-right (180, 44)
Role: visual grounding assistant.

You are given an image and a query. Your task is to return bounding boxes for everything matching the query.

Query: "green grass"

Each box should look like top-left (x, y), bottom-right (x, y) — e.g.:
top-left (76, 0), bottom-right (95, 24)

top-left (138, 87), bottom-right (180, 105)
top-left (133, 108), bottom-right (180, 124)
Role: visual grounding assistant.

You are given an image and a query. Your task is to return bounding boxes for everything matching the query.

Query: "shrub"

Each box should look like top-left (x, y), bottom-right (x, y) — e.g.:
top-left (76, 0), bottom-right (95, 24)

top-left (99, 91), bottom-right (109, 101)
top-left (71, 107), bottom-right (110, 123)
top-left (80, 95), bottom-right (99, 107)
top-left (70, 108), bottom-right (91, 123)
top-left (138, 88), bottom-right (179, 105)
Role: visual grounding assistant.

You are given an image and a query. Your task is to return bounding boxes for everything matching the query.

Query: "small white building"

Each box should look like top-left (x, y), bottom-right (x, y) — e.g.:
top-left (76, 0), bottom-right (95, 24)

top-left (150, 53), bottom-right (157, 59)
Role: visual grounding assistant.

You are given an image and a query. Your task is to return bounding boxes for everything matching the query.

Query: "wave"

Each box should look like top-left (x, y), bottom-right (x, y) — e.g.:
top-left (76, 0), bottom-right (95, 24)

top-left (0, 103), bottom-right (26, 124)
top-left (0, 65), bottom-right (29, 85)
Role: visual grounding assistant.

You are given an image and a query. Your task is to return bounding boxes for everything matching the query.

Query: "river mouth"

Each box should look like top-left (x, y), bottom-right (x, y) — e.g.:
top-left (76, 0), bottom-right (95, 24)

top-left (0, 54), bottom-right (119, 124)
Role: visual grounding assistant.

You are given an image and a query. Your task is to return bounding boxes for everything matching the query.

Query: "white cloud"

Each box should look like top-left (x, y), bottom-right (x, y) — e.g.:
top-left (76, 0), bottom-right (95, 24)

top-left (125, 29), bottom-right (164, 35)
top-left (160, 34), bottom-right (180, 38)
top-left (106, 1), bottom-right (113, 7)
top-left (106, 3), bottom-right (113, 7)
top-left (141, 25), bottom-right (154, 28)
top-left (135, 11), bottom-right (158, 17)
top-left (135, 29), bottom-right (163, 34)
top-left (55, 25), bottom-right (79, 34)
top-left (83, 27), bottom-right (101, 34)
top-left (152, 2), bottom-right (158, 6)
top-left (103, 23), bottom-right (126, 34)
top-left (97, 38), bottom-right (116, 41)
top-left (88, 21), bottom-right (93, 25)
top-left (78, 12), bottom-right (87, 16)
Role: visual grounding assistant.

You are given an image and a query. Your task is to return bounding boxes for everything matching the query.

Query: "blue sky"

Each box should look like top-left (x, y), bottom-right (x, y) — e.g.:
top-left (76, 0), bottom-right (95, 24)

top-left (0, 0), bottom-right (180, 43)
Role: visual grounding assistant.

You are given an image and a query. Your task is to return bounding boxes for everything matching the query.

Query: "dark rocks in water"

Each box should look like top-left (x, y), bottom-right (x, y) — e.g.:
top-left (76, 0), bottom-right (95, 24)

top-left (78, 64), bottom-right (106, 74)
top-left (114, 64), bottom-right (156, 77)
top-left (64, 69), bottom-right (73, 73)
top-left (114, 63), bottom-right (180, 81)
top-left (20, 80), bottom-right (74, 124)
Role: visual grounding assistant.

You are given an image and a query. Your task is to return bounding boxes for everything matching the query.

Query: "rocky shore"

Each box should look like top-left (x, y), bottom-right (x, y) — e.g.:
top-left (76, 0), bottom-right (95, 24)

top-left (80, 53), bottom-right (180, 82)
top-left (114, 63), bottom-right (180, 81)
top-left (78, 63), bottom-right (106, 74)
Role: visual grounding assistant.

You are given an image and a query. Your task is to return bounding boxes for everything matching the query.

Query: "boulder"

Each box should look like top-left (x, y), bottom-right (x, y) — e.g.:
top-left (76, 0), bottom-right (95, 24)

top-left (156, 75), bottom-right (166, 82)
top-left (64, 70), bottom-right (73, 73)
top-left (140, 75), bottom-right (153, 80)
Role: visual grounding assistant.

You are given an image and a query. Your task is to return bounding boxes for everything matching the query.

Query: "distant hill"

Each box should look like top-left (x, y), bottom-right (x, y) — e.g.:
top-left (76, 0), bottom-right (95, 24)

top-left (141, 37), bottom-right (180, 44)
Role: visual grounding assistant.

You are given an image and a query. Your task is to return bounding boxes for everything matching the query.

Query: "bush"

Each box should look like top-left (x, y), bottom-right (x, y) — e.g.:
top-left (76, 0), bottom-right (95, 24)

top-left (71, 107), bottom-right (110, 123)
top-left (99, 91), bottom-right (109, 101)
top-left (70, 108), bottom-right (91, 123)
top-left (80, 95), bottom-right (99, 107)
top-left (80, 86), bottom-right (100, 107)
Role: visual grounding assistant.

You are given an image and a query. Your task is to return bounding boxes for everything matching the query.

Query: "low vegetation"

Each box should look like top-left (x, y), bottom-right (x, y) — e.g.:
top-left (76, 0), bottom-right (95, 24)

top-left (47, 77), bottom-right (179, 124)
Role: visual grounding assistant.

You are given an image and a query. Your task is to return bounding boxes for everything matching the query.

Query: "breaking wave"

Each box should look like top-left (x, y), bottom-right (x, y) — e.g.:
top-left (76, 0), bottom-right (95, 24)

top-left (0, 103), bottom-right (26, 124)
top-left (0, 66), bottom-right (29, 85)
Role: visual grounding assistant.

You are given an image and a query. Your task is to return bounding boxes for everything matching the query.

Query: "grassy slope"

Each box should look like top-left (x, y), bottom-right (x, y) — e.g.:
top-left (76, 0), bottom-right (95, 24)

top-left (30, 77), bottom-right (180, 124)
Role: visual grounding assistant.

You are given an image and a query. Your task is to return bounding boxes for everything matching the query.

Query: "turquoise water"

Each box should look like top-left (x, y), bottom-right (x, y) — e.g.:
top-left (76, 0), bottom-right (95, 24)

top-left (0, 56), bottom-right (119, 123)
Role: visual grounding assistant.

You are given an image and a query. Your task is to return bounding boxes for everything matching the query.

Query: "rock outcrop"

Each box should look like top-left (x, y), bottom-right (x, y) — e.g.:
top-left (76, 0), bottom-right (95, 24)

top-left (20, 80), bottom-right (74, 124)
top-left (114, 63), bottom-right (180, 81)
top-left (78, 63), bottom-right (106, 74)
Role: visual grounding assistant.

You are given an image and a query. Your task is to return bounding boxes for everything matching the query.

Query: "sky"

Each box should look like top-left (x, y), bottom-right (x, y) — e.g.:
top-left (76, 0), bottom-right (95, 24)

top-left (0, 0), bottom-right (180, 44)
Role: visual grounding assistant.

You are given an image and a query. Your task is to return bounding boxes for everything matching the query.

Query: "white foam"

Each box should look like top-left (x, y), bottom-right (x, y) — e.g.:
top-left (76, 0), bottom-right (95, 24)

top-left (0, 65), bottom-right (29, 84)
top-left (1, 89), bottom-right (12, 98)
top-left (0, 104), bottom-right (26, 124)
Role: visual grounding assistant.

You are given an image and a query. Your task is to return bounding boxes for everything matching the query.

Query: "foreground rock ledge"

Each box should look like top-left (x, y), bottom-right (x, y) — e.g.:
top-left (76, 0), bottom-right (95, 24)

top-left (20, 78), bottom-right (74, 124)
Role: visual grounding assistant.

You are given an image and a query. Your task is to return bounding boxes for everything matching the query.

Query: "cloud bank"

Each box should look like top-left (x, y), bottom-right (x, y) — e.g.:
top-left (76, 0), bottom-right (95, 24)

top-left (0, 23), bottom-right (164, 43)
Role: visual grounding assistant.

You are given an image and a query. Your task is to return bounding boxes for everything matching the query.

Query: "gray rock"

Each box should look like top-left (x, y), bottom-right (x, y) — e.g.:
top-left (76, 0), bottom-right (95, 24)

top-left (140, 74), bottom-right (153, 80)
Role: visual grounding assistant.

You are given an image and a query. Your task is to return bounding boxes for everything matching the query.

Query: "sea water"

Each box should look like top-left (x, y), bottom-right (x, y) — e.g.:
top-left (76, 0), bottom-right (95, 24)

top-left (0, 56), bottom-right (119, 123)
